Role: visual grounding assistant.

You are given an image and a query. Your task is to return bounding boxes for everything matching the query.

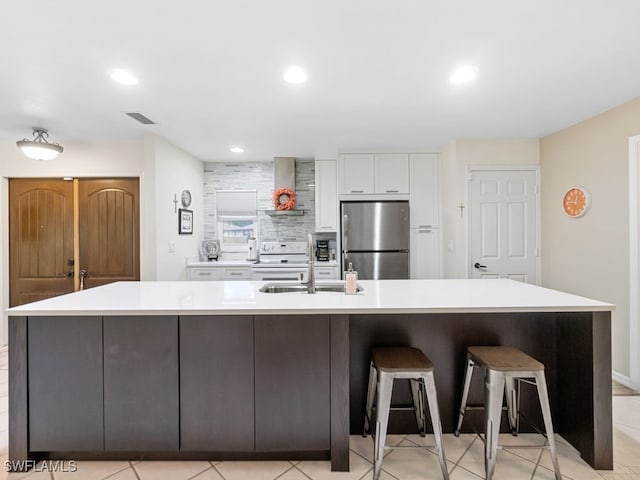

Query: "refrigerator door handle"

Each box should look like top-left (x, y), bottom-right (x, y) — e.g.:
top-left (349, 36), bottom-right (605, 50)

top-left (342, 213), bottom-right (348, 252)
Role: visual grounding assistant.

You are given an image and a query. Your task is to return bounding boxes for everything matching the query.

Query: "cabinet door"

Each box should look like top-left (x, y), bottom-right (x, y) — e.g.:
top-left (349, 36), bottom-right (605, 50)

top-left (410, 153), bottom-right (439, 227)
top-left (315, 266), bottom-right (339, 280)
top-left (188, 267), bottom-right (222, 281)
top-left (180, 316), bottom-right (254, 451)
top-left (375, 154), bottom-right (409, 193)
top-left (104, 316), bottom-right (179, 450)
top-left (315, 159), bottom-right (338, 231)
top-left (410, 228), bottom-right (441, 279)
top-left (223, 267), bottom-right (251, 280)
top-left (255, 315), bottom-right (330, 451)
top-left (340, 154), bottom-right (374, 194)
top-left (28, 316), bottom-right (103, 451)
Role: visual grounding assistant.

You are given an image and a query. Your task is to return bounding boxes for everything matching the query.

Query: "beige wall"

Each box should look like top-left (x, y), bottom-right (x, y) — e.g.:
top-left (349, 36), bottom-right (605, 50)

top-left (143, 134), bottom-right (204, 281)
top-left (540, 97), bottom-right (640, 377)
top-left (441, 138), bottom-right (540, 279)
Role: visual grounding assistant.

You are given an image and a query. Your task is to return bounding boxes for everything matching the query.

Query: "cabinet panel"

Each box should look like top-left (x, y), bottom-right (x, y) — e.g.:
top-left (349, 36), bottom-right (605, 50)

top-left (410, 228), bottom-right (441, 279)
top-left (340, 154), bottom-right (374, 194)
top-left (255, 315), bottom-right (331, 451)
top-left (410, 153), bottom-right (439, 227)
top-left (28, 316), bottom-right (103, 451)
top-left (188, 267), bottom-right (222, 281)
top-left (375, 154), bottom-right (409, 193)
top-left (315, 265), bottom-right (339, 280)
top-left (104, 316), bottom-right (179, 450)
top-left (180, 316), bottom-right (254, 451)
top-left (223, 267), bottom-right (251, 280)
top-left (315, 159), bottom-right (338, 231)
top-left (187, 266), bottom-right (250, 280)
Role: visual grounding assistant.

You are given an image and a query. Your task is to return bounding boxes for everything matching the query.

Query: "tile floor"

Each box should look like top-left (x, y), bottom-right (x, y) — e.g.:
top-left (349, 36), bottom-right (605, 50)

top-left (0, 347), bottom-right (638, 480)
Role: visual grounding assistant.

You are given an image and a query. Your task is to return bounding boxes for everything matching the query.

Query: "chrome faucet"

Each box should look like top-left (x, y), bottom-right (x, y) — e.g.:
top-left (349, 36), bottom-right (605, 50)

top-left (302, 233), bottom-right (316, 294)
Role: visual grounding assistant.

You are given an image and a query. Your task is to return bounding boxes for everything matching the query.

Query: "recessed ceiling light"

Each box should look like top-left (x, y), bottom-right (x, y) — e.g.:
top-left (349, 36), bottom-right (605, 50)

top-left (450, 65), bottom-right (478, 85)
top-left (230, 146), bottom-right (244, 153)
top-left (109, 69), bottom-right (139, 85)
top-left (283, 66), bottom-right (307, 84)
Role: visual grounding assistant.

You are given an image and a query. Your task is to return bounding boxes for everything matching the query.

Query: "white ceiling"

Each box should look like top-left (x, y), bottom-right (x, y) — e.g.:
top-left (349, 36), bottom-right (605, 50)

top-left (1, 1), bottom-right (640, 162)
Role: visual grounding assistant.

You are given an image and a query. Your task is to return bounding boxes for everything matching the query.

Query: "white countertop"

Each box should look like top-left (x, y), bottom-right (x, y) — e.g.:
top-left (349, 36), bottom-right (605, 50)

top-left (6, 279), bottom-right (614, 317)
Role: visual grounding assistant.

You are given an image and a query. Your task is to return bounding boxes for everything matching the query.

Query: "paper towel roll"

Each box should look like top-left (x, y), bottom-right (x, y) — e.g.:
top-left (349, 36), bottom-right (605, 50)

top-left (248, 237), bottom-right (258, 261)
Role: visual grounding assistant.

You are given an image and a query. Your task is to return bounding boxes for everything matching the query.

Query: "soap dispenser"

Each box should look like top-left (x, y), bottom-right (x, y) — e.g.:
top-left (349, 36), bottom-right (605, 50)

top-left (344, 262), bottom-right (358, 295)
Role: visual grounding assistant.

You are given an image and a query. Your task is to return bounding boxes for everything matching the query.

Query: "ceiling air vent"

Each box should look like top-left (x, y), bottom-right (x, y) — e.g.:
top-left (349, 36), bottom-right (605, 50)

top-left (125, 112), bottom-right (156, 125)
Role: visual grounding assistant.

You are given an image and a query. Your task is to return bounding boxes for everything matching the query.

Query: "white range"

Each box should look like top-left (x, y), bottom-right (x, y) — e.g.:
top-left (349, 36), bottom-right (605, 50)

top-left (250, 241), bottom-right (310, 281)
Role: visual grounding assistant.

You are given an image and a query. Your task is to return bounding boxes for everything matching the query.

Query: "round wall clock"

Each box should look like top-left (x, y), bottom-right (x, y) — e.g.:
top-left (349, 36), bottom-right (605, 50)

top-left (562, 187), bottom-right (591, 218)
top-left (181, 189), bottom-right (192, 208)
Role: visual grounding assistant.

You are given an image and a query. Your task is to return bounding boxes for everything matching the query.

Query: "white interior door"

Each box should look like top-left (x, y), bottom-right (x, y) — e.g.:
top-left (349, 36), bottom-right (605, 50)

top-left (469, 168), bottom-right (539, 283)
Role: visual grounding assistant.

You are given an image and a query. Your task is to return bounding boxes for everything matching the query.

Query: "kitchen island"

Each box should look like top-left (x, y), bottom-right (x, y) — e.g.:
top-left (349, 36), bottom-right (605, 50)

top-left (7, 279), bottom-right (614, 472)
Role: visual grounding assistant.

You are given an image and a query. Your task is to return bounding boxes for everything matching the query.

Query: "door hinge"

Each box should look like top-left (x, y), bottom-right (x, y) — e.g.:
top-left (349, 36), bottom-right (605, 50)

top-left (535, 247), bottom-right (540, 257)
top-left (468, 173), bottom-right (473, 181)
top-left (534, 185), bottom-right (540, 194)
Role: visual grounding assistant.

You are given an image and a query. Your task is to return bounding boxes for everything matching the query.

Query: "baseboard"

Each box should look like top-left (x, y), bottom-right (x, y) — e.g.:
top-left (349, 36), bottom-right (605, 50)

top-left (612, 370), bottom-right (632, 388)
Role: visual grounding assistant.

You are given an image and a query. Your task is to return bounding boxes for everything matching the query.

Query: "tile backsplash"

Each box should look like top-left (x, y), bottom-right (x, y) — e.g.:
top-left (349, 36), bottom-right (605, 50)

top-left (203, 159), bottom-right (316, 242)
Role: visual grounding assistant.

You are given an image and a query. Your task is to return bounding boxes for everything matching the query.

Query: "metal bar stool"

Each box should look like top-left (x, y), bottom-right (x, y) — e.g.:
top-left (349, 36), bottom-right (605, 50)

top-left (363, 347), bottom-right (449, 480)
top-left (454, 346), bottom-right (561, 480)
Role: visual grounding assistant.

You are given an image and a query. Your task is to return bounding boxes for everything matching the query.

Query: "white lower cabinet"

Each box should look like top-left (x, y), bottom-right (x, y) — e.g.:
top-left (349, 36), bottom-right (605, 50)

top-left (410, 228), bottom-right (440, 279)
top-left (314, 265), bottom-right (339, 280)
top-left (187, 266), bottom-right (251, 281)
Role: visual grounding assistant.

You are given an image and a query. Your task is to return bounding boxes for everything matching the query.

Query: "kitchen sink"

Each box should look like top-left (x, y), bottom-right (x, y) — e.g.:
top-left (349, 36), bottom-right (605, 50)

top-left (259, 281), bottom-right (363, 294)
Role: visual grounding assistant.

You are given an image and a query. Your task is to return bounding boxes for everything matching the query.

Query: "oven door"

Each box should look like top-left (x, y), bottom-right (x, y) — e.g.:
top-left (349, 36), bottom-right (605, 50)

top-left (251, 267), bottom-right (308, 282)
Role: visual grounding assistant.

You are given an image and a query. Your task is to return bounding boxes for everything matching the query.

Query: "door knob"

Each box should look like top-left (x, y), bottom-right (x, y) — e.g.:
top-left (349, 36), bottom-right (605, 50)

top-left (474, 262), bottom-right (487, 269)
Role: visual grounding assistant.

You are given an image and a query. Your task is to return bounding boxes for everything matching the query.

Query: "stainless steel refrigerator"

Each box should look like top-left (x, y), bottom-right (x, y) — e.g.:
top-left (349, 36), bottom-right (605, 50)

top-left (341, 201), bottom-right (410, 279)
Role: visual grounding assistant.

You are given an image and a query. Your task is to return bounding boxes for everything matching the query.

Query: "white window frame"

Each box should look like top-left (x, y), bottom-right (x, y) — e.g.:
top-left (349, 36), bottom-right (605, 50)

top-left (217, 216), bottom-right (258, 252)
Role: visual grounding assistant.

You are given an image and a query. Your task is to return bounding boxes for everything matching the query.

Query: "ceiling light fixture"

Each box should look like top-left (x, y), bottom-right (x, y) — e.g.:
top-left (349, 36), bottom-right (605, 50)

top-left (450, 65), bottom-right (478, 85)
top-left (230, 146), bottom-right (244, 153)
top-left (16, 127), bottom-right (64, 161)
top-left (283, 66), bottom-right (307, 84)
top-left (110, 68), bottom-right (139, 85)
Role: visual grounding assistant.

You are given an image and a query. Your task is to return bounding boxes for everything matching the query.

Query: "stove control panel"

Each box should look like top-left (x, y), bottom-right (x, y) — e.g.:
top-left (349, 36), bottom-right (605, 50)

top-left (259, 241), bottom-right (307, 255)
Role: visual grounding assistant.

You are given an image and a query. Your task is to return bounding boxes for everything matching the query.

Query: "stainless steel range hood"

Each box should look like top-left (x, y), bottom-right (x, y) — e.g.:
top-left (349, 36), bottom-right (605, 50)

top-left (265, 157), bottom-right (304, 216)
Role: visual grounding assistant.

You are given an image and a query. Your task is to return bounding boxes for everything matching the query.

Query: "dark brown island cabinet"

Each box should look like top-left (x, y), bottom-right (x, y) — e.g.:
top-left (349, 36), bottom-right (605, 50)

top-left (20, 315), bottom-right (334, 460)
top-left (8, 279), bottom-right (614, 473)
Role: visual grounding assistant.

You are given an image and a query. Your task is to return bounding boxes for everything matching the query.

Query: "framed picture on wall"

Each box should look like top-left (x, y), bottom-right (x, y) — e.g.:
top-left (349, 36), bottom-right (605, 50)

top-left (179, 208), bottom-right (193, 234)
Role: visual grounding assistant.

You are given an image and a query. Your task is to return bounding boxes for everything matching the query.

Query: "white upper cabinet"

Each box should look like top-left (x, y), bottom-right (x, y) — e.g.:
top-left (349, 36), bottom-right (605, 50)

top-left (314, 159), bottom-right (338, 232)
top-left (409, 153), bottom-right (439, 228)
top-left (374, 154), bottom-right (409, 194)
top-left (340, 154), bottom-right (375, 194)
top-left (339, 153), bottom-right (409, 194)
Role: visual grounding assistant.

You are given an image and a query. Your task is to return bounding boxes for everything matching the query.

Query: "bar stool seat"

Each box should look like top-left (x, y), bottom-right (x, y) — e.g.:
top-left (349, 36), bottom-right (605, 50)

top-left (364, 347), bottom-right (449, 480)
top-left (455, 346), bottom-right (561, 480)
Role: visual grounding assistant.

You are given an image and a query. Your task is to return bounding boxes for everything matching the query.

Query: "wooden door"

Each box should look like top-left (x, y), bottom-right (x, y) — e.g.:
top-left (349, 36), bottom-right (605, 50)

top-left (9, 179), bottom-right (74, 306)
top-left (78, 178), bottom-right (140, 289)
top-left (469, 169), bottom-right (538, 283)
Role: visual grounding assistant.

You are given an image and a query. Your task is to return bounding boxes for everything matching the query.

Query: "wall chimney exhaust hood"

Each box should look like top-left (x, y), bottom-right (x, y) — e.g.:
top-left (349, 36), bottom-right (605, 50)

top-left (265, 157), bottom-right (304, 216)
